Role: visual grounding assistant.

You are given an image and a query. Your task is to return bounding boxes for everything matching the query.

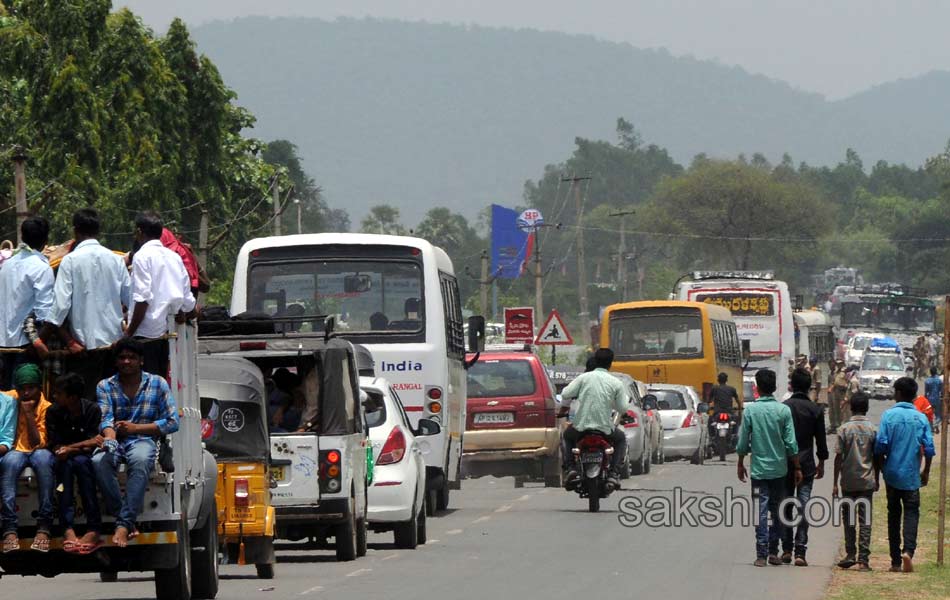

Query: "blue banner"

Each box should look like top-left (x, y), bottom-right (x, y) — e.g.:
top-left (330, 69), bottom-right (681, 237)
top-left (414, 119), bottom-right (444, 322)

top-left (491, 204), bottom-right (529, 279)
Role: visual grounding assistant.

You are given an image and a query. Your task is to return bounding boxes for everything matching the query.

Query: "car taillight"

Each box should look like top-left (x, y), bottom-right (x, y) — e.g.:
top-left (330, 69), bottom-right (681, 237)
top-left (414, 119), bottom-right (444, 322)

top-left (234, 478), bottom-right (250, 507)
top-left (377, 427), bottom-right (407, 465)
top-left (681, 412), bottom-right (693, 428)
top-left (327, 450), bottom-right (340, 464)
top-left (623, 409), bottom-right (639, 428)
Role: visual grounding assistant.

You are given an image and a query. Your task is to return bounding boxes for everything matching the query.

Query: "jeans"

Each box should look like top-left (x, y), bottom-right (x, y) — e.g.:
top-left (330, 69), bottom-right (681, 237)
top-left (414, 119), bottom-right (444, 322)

top-left (781, 475), bottom-right (815, 557)
top-left (562, 426), bottom-right (627, 474)
top-left (93, 438), bottom-right (157, 531)
top-left (841, 490), bottom-right (873, 563)
top-left (751, 477), bottom-right (787, 559)
top-left (885, 485), bottom-right (920, 565)
top-left (1, 449), bottom-right (56, 534)
top-left (56, 454), bottom-right (102, 532)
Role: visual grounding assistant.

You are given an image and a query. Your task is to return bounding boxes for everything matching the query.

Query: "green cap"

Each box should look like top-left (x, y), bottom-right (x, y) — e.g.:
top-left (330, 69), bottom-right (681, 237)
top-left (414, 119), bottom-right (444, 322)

top-left (13, 363), bottom-right (42, 387)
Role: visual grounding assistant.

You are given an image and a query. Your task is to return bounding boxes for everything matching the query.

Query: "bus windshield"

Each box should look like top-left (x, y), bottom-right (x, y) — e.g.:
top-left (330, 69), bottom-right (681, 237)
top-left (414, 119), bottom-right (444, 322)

top-left (247, 259), bottom-right (424, 334)
top-left (840, 301), bottom-right (873, 327)
top-left (609, 307), bottom-right (704, 360)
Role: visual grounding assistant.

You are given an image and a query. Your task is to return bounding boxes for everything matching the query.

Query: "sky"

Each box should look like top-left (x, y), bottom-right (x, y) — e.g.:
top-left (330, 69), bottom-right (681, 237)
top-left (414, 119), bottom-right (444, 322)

top-left (117, 0), bottom-right (950, 99)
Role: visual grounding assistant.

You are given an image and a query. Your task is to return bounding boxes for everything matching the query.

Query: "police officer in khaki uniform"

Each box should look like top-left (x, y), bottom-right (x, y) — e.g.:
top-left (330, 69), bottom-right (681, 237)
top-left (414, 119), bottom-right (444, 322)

top-left (843, 365), bottom-right (860, 424)
top-left (831, 359), bottom-right (848, 433)
top-left (810, 358), bottom-right (824, 405)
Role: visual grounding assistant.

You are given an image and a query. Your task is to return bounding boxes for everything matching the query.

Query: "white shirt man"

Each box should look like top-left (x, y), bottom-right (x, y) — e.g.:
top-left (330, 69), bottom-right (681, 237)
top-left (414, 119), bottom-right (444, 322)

top-left (129, 240), bottom-right (196, 339)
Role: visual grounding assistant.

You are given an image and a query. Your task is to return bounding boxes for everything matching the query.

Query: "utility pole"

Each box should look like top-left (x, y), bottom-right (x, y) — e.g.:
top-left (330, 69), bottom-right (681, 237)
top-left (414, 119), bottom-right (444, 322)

top-left (480, 250), bottom-right (489, 318)
top-left (609, 209), bottom-right (636, 302)
top-left (294, 198), bottom-right (302, 234)
top-left (563, 174), bottom-right (592, 324)
top-left (534, 227), bottom-right (543, 320)
top-left (272, 178), bottom-right (281, 236)
top-left (197, 208), bottom-right (209, 305)
top-left (937, 294), bottom-right (949, 566)
top-left (12, 146), bottom-right (27, 245)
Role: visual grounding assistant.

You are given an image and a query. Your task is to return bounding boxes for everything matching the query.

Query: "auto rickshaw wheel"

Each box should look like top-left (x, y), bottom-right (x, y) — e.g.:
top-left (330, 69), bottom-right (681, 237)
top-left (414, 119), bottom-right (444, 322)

top-left (255, 563), bottom-right (275, 579)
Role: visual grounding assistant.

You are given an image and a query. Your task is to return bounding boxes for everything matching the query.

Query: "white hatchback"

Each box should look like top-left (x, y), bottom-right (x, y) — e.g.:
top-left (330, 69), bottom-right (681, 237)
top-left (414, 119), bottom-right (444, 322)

top-left (363, 376), bottom-right (438, 549)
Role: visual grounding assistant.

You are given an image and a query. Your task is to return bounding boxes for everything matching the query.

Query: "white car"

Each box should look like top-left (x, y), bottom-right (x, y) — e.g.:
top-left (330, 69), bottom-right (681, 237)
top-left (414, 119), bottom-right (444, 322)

top-left (363, 376), bottom-right (438, 549)
top-left (845, 333), bottom-right (884, 367)
top-left (648, 384), bottom-right (707, 462)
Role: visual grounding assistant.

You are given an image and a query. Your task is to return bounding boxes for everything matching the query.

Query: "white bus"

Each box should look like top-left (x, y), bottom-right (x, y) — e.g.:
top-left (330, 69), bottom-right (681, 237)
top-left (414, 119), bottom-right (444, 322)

top-left (230, 233), bottom-right (477, 512)
top-left (677, 271), bottom-right (795, 389)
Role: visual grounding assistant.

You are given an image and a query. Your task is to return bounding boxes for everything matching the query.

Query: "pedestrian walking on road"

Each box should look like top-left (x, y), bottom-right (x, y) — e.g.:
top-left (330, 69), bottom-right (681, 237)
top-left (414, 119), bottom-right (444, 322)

top-left (874, 377), bottom-right (935, 573)
top-left (736, 369), bottom-right (801, 568)
top-left (810, 358), bottom-right (823, 404)
top-left (833, 392), bottom-right (879, 572)
top-left (843, 366), bottom-right (860, 424)
top-left (830, 359), bottom-right (847, 433)
top-left (781, 368), bottom-right (829, 566)
top-left (924, 367), bottom-right (942, 434)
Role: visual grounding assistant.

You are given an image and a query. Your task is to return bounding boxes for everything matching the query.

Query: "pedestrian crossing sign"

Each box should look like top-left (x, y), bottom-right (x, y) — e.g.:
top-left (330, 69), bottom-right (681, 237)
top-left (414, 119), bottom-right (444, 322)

top-left (535, 310), bottom-right (573, 346)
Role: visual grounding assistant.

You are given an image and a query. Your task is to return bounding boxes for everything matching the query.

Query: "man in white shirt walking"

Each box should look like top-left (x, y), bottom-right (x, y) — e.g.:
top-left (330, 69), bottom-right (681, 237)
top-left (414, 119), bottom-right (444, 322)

top-left (47, 209), bottom-right (131, 397)
top-left (124, 212), bottom-right (196, 377)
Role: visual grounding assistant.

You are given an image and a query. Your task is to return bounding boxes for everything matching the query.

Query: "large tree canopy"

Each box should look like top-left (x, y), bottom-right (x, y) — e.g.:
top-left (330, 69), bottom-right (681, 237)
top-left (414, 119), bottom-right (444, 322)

top-left (0, 1), bottom-right (287, 300)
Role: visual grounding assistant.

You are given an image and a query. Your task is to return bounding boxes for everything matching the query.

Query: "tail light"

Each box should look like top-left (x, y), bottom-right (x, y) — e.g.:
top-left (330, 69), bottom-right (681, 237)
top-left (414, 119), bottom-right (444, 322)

top-left (578, 435), bottom-right (611, 450)
top-left (377, 427), bottom-right (407, 465)
top-left (681, 412), bottom-right (694, 428)
top-left (718, 413), bottom-right (730, 422)
top-left (239, 341), bottom-right (267, 351)
top-left (234, 478), bottom-right (250, 507)
top-left (327, 450), bottom-right (340, 464)
top-left (427, 401), bottom-right (443, 415)
top-left (427, 387), bottom-right (443, 400)
top-left (320, 449), bottom-right (344, 493)
top-left (623, 409), bottom-right (639, 428)
top-left (201, 419), bottom-right (214, 440)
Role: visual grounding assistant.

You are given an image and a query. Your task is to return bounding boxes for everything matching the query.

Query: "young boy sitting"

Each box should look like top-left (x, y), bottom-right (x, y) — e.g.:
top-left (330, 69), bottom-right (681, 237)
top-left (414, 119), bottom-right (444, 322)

top-left (47, 373), bottom-right (103, 553)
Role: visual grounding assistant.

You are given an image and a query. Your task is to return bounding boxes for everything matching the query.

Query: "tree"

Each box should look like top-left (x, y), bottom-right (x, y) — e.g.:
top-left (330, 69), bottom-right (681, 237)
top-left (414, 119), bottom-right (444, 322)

top-left (360, 205), bottom-right (406, 235)
top-left (262, 139), bottom-right (348, 234)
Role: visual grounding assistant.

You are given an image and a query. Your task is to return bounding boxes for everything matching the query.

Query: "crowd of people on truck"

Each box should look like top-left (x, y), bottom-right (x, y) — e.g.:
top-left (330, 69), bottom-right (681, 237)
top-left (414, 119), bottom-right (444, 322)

top-left (0, 208), bottom-right (196, 554)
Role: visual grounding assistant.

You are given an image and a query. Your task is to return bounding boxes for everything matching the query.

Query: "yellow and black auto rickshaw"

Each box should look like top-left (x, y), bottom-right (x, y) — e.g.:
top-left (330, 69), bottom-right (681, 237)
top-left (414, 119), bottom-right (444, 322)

top-left (199, 355), bottom-right (277, 579)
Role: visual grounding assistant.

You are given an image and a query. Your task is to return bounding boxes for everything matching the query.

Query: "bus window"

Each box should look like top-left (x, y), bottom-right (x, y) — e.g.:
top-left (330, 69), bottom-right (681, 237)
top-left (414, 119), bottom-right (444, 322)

top-left (440, 273), bottom-right (464, 359)
top-left (609, 307), bottom-right (704, 360)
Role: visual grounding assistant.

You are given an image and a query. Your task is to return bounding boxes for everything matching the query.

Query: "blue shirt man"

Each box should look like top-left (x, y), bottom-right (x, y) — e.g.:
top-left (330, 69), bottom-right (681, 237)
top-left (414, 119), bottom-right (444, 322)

top-left (874, 377), bottom-right (934, 572)
top-left (0, 220), bottom-right (54, 348)
top-left (924, 370), bottom-right (943, 430)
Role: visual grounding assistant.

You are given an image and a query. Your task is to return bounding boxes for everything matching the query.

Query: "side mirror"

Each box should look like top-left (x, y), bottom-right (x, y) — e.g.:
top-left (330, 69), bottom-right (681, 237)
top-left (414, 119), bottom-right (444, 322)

top-left (416, 417), bottom-right (441, 437)
top-left (696, 402), bottom-right (709, 414)
top-left (657, 399), bottom-right (671, 411)
top-left (642, 394), bottom-right (658, 411)
top-left (467, 315), bottom-right (486, 352)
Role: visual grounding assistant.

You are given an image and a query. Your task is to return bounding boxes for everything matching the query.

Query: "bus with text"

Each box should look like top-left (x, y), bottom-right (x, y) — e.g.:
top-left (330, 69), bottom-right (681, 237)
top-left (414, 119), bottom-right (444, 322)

top-left (676, 271), bottom-right (795, 389)
top-left (600, 300), bottom-right (744, 407)
top-left (229, 233), bottom-right (471, 512)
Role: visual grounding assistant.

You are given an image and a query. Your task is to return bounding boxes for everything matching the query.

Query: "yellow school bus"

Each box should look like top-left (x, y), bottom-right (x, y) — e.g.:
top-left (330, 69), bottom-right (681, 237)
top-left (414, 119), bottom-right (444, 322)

top-left (600, 300), bottom-right (744, 407)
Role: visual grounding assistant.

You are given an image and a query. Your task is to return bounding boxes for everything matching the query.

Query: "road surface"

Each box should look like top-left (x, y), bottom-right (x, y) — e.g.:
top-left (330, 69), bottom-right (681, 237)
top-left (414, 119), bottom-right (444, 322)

top-left (7, 402), bottom-right (894, 600)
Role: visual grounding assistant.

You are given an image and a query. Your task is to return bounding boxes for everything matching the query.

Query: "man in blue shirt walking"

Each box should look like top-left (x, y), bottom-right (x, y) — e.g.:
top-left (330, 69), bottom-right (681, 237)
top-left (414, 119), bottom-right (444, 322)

top-left (874, 377), bottom-right (935, 573)
top-left (924, 368), bottom-right (942, 434)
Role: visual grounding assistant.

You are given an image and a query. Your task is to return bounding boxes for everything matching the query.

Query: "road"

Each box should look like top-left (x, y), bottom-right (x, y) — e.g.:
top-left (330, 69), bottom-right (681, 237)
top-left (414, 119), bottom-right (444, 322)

top-left (8, 401), bottom-right (894, 600)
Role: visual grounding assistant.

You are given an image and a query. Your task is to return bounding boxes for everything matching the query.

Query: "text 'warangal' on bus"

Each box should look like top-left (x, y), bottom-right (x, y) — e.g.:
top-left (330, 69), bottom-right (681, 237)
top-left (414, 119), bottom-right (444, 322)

top-left (229, 233), bottom-right (484, 510)
top-left (599, 300), bottom-right (744, 406)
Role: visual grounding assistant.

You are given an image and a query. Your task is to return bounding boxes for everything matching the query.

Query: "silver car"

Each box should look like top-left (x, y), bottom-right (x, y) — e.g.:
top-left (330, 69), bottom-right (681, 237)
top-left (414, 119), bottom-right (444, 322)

top-left (611, 373), bottom-right (664, 477)
top-left (858, 350), bottom-right (908, 399)
top-left (648, 384), bottom-right (707, 463)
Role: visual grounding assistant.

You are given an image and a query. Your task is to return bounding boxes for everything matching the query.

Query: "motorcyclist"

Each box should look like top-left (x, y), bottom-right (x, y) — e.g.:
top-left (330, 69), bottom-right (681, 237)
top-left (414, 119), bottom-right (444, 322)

top-left (708, 372), bottom-right (740, 439)
top-left (557, 348), bottom-right (628, 490)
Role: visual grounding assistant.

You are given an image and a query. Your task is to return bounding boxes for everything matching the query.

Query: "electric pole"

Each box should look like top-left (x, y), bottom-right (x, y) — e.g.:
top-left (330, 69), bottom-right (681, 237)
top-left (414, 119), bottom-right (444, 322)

top-left (937, 293), bottom-right (949, 566)
top-left (12, 146), bottom-right (27, 245)
top-left (563, 174), bottom-right (592, 324)
top-left (609, 209), bottom-right (636, 302)
top-left (535, 227), bottom-right (543, 319)
top-left (480, 250), bottom-right (489, 318)
top-left (295, 198), bottom-right (302, 234)
top-left (272, 178), bottom-right (281, 236)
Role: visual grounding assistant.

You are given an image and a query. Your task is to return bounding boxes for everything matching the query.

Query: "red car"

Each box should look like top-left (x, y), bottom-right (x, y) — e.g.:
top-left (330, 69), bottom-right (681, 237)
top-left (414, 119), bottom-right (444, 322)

top-left (462, 348), bottom-right (562, 487)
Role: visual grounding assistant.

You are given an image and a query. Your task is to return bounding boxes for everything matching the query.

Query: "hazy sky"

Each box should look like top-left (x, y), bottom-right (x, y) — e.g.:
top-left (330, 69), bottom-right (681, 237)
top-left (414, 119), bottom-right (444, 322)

top-left (118, 0), bottom-right (950, 99)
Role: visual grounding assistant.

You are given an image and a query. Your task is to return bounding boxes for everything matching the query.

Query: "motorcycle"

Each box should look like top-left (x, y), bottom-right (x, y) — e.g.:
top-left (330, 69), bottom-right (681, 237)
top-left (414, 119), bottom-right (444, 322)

top-left (570, 432), bottom-right (616, 513)
top-left (712, 412), bottom-right (736, 462)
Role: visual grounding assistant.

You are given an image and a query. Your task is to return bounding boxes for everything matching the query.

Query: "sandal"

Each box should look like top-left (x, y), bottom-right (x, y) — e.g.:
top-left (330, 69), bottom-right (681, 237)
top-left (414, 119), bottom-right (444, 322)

top-left (2, 535), bottom-right (18, 553)
top-left (77, 541), bottom-right (102, 555)
top-left (30, 534), bottom-right (50, 553)
top-left (63, 539), bottom-right (81, 553)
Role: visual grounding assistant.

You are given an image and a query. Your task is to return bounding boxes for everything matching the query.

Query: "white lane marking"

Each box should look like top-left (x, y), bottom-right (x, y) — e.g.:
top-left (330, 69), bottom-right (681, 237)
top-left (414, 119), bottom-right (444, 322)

top-left (517, 494), bottom-right (531, 501)
top-left (382, 553), bottom-right (401, 561)
top-left (346, 568), bottom-right (372, 577)
top-left (299, 585), bottom-right (324, 595)
top-left (494, 504), bottom-right (512, 513)
top-left (428, 539), bottom-right (440, 544)
top-left (471, 516), bottom-right (491, 524)
top-left (446, 529), bottom-right (464, 535)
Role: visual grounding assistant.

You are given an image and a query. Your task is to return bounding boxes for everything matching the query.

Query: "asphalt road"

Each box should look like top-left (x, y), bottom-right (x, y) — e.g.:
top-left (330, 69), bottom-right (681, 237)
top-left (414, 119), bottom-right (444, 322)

top-left (6, 401), bottom-right (894, 600)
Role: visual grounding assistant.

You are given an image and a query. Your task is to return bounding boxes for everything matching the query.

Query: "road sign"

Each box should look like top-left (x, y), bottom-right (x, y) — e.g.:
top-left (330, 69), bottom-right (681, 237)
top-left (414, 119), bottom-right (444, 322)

top-left (517, 209), bottom-right (544, 233)
top-left (535, 309), bottom-right (573, 346)
top-left (504, 307), bottom-right (535, 343)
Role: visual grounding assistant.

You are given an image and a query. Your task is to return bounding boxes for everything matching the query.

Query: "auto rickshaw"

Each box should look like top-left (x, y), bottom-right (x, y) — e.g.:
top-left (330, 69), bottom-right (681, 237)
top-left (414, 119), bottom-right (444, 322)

top-left (198, 355), bottom-right (277, 578)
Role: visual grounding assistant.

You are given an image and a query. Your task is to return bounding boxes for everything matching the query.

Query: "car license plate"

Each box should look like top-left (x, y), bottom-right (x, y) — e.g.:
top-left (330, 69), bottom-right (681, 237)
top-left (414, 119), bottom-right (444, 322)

top-left (581, 452), bottom-right (602, 464)
top-left (474, 412), bottom-right (514, 425)
top-left (270, 466), bottom-right (285, 481)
